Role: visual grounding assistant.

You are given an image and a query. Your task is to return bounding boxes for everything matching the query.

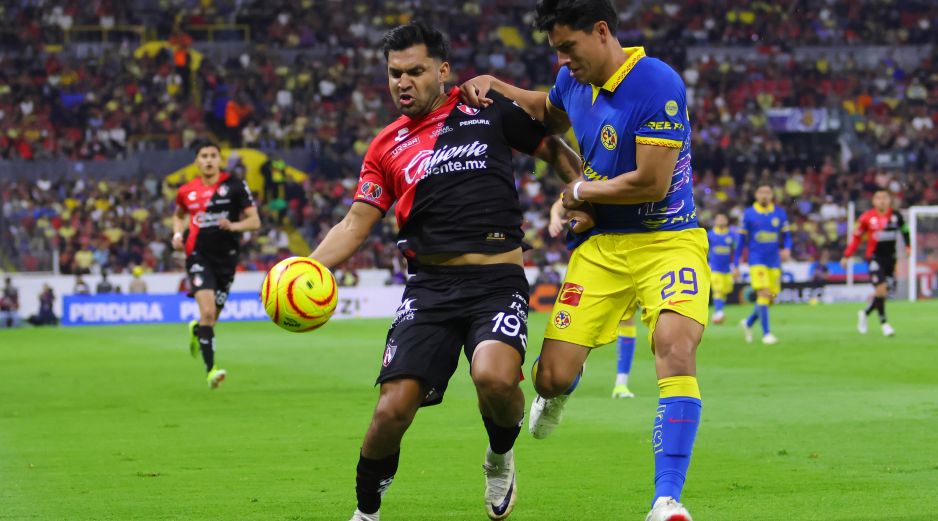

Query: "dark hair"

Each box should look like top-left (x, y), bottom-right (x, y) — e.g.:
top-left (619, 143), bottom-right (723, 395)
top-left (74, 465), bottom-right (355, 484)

top-left (192, 140), bottom-right (221, 156)
top-left (534, 0), bottom-right (618, 33)
top-left (382, 21), bottom-right (449, 61)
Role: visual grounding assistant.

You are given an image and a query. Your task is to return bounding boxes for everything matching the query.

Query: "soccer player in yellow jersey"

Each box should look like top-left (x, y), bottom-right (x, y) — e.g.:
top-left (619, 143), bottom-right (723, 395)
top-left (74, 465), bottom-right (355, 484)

top-left (461, 1), bottom-right (707, 519)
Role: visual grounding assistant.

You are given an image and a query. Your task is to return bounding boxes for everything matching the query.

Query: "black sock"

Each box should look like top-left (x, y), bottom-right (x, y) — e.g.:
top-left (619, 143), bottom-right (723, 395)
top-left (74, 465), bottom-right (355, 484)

top-left (865, 298), bottom-right (878, 316)
top-left (875, 297), bottom-right (887, 323)
top-left (356, 451), bottom-right (399, 514)
top-left (482, 415), bottom-right (522, 455)
top-left (197, 325), bottom-right (215, 372)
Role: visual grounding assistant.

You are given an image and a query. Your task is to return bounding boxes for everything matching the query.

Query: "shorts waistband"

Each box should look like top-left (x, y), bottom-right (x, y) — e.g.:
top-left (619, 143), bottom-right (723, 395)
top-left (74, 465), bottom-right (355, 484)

top-left (414, 263), bottom-right (526, 279)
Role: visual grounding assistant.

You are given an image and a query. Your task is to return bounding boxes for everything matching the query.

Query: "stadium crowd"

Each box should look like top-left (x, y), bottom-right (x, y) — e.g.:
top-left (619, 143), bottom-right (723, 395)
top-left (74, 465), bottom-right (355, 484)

top-left (1, 0), bottom-right (936, 276)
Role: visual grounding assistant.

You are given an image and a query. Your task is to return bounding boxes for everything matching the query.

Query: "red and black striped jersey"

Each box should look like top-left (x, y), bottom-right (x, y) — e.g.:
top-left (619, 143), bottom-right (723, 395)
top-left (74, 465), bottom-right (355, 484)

top-left (175, 172), bottom-right (256, 259)
top-left (354, 88), bottom-right (547, 259)
top-left (844, 207), bottom-right (909, 261)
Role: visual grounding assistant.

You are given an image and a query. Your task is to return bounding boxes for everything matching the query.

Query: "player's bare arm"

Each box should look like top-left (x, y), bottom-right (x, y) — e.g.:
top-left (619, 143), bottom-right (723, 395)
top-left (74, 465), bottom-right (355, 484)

top-left (218, 206), bottom-right (261, 232)
top-left (171, 206), bottom-right (188, 250)
top-left (533, 135), bottom-right (581, 184)
top-left (309, 202), bottom-right (383, 270)
top-left (459, 75), bottom-right (571, 133)
top-left (562, 143), bottom-right (679, 207)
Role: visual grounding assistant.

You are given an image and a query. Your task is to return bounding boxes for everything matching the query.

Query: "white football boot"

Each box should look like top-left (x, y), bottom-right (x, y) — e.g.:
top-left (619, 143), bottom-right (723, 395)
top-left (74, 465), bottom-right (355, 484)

top-left (882, 322), bottom-right (895, 337)
top-left (349, 509), bottom-right (379, 521)
top-left (857, 310), bottom-right (868, 334)
top-left (483, 446), bottom-right (516, 520)
top-left (645, 496), bottom-right (693, 521)
top-left (761, 333), bottom-right (779, 345)
top-left (740, 319), bottom-right (753, 343)
top-left (528, 394), bottom-right (570, 439)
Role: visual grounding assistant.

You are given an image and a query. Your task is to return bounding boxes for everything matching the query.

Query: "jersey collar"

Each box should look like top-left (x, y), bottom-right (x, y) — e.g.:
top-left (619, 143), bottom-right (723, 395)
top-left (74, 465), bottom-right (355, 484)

top-left (591, 47), bottom-right (646, 104)
top-left (713, 226), bottom-right (729, 234)
top-left (753, 202), bottom-right (775, 214)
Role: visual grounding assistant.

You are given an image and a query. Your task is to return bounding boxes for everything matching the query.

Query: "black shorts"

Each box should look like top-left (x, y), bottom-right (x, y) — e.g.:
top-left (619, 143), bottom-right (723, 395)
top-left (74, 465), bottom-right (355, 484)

top-left (868, 256), bottom-right (896, 288)
top-left (378, 263), bottom-right (529, 407)
top-left (186, 253), bottom-right (236, 309)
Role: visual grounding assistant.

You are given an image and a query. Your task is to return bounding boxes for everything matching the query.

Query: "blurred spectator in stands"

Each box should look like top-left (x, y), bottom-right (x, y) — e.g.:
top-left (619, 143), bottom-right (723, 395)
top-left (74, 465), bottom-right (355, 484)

top-left (96, 271), bottom-right (115, 294)
top-left (262, 156), bottom-right (289, 222)
top-left (224, 92), bottom-right (253, 146)
top-left (1, 276), bottom-right (20, 328)
top-left (129, 266), bottom-right (148, 294)
top-left (334, 267), bottom-right (359, 287)
top-left (535, 264), bottom-right (562, 286)
top-left (74, 275), bottom-right (90, 295)
top-left (27, 284), bottom-right (57, 326)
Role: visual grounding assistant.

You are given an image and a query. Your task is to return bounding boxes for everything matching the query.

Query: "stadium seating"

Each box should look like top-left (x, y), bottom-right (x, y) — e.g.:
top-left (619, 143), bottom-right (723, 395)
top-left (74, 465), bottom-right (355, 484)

top-left (0, 0), bottom-right (935, 276)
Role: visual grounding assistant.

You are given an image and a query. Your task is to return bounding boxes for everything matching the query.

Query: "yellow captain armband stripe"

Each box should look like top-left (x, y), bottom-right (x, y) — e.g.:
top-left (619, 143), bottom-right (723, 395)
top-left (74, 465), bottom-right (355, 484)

top-left (658, 376), bottom-right (701, 399)
top-left (635, 136), bottom-right (683, 148)
top-left (546, 97), bottom-right (567, 113)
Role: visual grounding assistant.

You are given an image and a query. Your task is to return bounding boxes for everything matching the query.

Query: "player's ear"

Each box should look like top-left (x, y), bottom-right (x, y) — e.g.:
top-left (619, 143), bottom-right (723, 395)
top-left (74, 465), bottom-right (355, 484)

top-left (438, 61), bottom-right (451, 84)
top-left (595, 21), bottom-right (608, 43)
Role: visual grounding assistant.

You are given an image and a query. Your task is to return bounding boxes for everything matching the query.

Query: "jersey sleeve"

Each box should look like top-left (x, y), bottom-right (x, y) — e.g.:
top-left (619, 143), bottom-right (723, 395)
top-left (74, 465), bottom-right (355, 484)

top-left (547, 66), bottom-right (571, 113)
top-left (353, 146), bottom-right (395, 214)
top-left (175, 186), bottom-right (186, 210)
top-left (733, 212), bottom-right (749, 265)
top-left (844, 212), bottom-right (868, 257)
top-left (780, 210), bottom-right (792, 249)
top-left (489, 90), bottom-right (548, 155)
top-left (236, 179), bottom-right (256, 210)
top-left (897, 211), bottom-right (911, 246)
top-left (634, 66), bottom-right (688, 149)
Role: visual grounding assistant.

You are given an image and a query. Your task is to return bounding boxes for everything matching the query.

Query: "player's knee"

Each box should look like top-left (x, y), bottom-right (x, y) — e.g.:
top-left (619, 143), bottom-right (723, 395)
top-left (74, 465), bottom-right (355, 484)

top-left (654, 336), bottom-right (697, 375)
top-left (472, 369), bottom-right (517, 401)
top-left (199, 308), bottom-right (216, 325)
top-left (533, 366), bottom-right (573, 398)
top-left (372, 401), bottom-right (417, 433)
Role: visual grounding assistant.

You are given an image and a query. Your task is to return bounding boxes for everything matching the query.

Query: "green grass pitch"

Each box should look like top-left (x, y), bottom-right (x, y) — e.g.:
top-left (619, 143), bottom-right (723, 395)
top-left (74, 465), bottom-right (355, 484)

top-left (2, 301), bottom-right (937, 520)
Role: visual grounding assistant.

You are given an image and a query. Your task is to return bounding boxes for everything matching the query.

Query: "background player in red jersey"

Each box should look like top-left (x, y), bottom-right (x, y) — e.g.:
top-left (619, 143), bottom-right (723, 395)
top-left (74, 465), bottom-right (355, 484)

top-left (841, 190), bottom-right (910, 337)
top-left (172, 141), bottom-right (261, 388)
top-left (305, 21), bottom-right (582, 521)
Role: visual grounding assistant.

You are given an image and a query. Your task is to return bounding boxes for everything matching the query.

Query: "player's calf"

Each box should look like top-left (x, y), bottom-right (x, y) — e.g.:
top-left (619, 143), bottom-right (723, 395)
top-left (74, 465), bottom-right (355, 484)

top-left (651, 313), bottom-right (702, 508)
top-left (355, 379), bottom-right (423, 516)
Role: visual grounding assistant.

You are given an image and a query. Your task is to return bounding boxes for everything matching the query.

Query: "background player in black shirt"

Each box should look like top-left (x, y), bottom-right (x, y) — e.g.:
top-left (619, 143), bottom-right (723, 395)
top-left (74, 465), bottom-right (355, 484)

top-left (172, 141), bottom-right (260, 388)
top-left (307, 22), bottom-right (582, 521)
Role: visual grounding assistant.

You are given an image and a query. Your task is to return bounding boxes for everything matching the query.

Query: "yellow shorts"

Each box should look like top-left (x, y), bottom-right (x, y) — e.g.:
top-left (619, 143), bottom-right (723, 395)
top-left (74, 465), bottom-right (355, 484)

top-left (749, 265), bottom-right (781, 295)
top-left (710, 271), bottom-right (734, 297)
top-left (545, 228), bottom-right (710, 350)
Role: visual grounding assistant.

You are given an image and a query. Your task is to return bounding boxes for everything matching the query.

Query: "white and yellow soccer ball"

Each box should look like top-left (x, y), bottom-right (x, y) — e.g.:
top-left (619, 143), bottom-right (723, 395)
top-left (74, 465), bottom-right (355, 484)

top-left (261, 257), bottom-right (338, 332)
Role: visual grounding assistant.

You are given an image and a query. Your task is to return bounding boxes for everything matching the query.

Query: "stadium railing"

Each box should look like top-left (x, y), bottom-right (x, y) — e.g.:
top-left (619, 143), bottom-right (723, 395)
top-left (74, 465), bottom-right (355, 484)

top-left (182, 24), bottom-right (251, 43)
top-left (61, 25), bottom-right (147, 45)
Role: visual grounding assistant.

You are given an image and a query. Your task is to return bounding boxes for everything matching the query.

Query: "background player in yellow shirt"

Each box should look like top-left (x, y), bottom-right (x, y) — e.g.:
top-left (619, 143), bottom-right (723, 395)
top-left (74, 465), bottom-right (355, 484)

top-left (461, 1), bottom-right (708, 519)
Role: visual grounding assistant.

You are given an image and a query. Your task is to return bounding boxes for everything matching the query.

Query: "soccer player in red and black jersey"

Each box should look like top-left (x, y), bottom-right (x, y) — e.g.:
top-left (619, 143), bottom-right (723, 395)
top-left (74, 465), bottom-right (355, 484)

top-left (172, 141), bottom-right (261, 388)
top-left (841, 190), bottom-right (910, 337)
top-left (307, 22), bottom-right (581, 521)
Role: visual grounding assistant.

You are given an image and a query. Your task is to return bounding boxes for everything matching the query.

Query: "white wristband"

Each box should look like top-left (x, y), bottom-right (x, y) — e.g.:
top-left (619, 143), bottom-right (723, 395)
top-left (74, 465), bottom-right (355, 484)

top-left (572, 181), bottom-right (584, 202)
top-left (173, 232), bottom-right (183, 241)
